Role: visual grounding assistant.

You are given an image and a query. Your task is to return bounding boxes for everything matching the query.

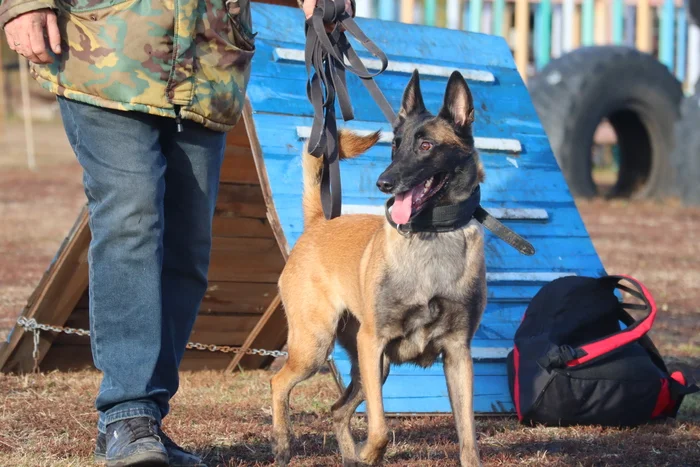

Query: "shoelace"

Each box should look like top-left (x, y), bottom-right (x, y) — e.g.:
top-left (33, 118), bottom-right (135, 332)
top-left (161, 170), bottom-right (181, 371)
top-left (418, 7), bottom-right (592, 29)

top-left (121, 418), bottom-right (159, 443)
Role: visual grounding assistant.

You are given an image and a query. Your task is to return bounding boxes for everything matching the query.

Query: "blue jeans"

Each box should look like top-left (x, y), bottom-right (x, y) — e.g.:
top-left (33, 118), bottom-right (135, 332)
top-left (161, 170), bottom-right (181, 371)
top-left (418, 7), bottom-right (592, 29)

top-left (59, 98), bottom-right (226, 433)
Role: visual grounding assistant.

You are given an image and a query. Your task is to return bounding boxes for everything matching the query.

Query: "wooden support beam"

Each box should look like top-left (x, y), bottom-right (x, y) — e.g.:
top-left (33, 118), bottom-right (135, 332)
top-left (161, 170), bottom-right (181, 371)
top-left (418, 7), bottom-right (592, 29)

top-left (226, 294), bottom-right (282, 372)
top-left (0, 207), bottom-right (91, 373)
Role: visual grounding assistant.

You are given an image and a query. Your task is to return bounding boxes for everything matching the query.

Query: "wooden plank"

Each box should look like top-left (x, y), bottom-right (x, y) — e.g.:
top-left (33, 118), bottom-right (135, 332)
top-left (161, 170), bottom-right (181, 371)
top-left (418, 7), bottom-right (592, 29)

top-left (227, 294), bottom-right (282, 371)
top-left (0, 207), bottom-right (91, 373)
top-left (636, 0), bottom-right (652, 52)
top-left (212, 216), bottom-right (274, 239)
top-left (189, 314), bottom-right (262, 345)
top-left (215, 183), bottom-right (267, 218)
top-left (515, 0), bottom-right (530, 81)
top-left (493, 0), bottom-right (506, 36)
top-left (573, 3), bottom-right (582, 47)
top-left (482, 2), bottom-right (493, 34)
top-left (446, 0), bottom-right (461, 29)
top-left (243, 98), bottom-right (291, 259)
top-left (179, 351), bottom-right (233, 371)
top-left (221, 145), bottom-right (259, 185)
top-left (295, 127), bottom-right (522, 153)
top-left (563, 0), bottom-right (575, 51)
top-left (535, 0), bottom-right (553, 69)
top-left (208, 237), bottom-right (285, 283)
top-left (581, 0), bottom-right (594, 46)
top-left (378, 0), bottom-right (396, 20)
top-left (659, 0), bottom-right (676, 70)
top-left (355, 0), bottom-right (372, 17)
top-left (401, 0), bottom-right (415, 23)
top-left (425, 0), bottom-right (437, 26)
top-left (469, 0), bottom-right (483, 32)
top-left (275, 48), bottom-right (497, 83)
top-left (612, 0), bottom-right (624, 44)
top-left (677, 6), bottom-right (687, 83)
top-left (39, 344), bottom-right (93, 371)
top-left (594, 0), bottom-right (608, 45)
top-left (201, 282), bottom-right (279, 314)
top-left (551, 4), bottom-right (563, 57)
top-left (689, 24), bottom-right (700, 93)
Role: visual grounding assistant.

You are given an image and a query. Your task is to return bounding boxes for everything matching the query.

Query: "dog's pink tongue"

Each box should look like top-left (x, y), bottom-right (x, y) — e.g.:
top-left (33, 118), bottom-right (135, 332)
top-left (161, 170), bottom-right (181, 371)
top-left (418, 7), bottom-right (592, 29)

top-left (391, 191), bottom-right (414, 225)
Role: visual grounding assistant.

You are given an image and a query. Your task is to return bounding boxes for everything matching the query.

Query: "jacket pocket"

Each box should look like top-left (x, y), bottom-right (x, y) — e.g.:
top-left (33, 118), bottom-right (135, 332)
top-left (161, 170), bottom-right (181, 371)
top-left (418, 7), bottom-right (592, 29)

top-left (226, 0), bottom-right (255, 52)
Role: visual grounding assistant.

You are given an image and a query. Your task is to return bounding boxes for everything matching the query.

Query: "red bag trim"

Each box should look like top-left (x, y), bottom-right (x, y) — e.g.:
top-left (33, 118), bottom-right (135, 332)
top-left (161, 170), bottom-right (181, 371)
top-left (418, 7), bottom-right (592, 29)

top-left (566, 275), bottom-right (657, 367)
top-left (652, 378), bottom-right (672, 418)
top-left (513, 345), bottom-right (522, 421)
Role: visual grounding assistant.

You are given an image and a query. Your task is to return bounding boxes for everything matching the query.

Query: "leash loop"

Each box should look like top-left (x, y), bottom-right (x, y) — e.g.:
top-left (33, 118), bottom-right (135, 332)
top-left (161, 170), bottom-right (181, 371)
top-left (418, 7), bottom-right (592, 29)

top-left (304, 0), bottom-right (395, 219)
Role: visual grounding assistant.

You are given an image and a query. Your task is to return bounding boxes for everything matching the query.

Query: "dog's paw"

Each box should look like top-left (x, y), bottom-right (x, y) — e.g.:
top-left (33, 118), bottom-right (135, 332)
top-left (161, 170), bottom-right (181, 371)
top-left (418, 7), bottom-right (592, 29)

top-left (271, 433), bottom-right (292, 466)
top-left (355, 438), bottom-right (388, 466)
top-left (459, 453), bottom-right (482, 467)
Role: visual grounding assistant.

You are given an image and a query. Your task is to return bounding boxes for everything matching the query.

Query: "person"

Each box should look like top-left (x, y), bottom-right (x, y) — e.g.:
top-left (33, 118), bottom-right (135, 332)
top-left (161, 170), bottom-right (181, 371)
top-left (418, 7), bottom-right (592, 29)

top-left (0, 0), bottom-right (351, 465)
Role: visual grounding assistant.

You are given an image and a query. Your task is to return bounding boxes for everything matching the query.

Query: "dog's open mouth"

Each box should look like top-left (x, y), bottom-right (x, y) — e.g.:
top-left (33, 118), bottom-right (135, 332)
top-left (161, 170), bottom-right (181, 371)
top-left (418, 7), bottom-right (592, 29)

top-left (391, 174), bottom-right (449, 224)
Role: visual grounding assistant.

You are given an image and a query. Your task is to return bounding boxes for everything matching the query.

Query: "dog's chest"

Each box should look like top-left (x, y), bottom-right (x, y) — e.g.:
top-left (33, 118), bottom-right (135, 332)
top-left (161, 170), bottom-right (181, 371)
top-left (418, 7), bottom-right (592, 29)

top-left (375, 230), bottom-right (475, 366)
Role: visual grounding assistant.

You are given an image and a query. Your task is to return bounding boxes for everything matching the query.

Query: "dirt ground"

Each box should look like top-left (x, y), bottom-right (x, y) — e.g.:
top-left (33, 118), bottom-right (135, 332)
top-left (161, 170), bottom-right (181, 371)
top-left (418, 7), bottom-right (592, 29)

top-left (2, 119), bottom-right (700, 466)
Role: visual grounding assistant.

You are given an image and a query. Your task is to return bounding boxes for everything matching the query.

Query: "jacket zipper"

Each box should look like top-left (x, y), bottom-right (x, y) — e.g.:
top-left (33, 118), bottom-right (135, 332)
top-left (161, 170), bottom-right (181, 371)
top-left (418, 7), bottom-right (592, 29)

top-left (174, 104), bottom-right (184, 133)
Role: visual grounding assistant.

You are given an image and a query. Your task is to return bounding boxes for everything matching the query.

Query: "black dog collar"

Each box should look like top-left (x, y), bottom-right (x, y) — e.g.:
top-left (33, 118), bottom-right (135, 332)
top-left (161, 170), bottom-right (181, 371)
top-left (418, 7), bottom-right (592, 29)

top-left (384, 185), bottom-right (535, 256)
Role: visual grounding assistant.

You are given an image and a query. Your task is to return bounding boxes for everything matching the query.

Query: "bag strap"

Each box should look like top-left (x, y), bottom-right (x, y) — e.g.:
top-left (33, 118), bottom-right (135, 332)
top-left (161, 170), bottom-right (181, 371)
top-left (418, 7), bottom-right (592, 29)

top-left (539, 275), bottom-right (658, 370)
top-left (304, 0), bottom-right (396, 219)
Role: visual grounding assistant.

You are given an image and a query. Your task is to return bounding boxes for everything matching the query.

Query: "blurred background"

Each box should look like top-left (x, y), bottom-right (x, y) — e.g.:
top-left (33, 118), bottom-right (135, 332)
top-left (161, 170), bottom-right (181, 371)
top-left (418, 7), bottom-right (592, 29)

top-left (1, 1), bottom-right (700, 464)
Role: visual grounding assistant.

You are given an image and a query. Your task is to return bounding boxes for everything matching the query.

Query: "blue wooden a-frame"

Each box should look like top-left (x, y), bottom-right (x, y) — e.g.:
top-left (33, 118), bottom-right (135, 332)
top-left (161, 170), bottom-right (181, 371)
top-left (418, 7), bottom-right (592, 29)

top-left (247, 3), bottom-right (605, 414)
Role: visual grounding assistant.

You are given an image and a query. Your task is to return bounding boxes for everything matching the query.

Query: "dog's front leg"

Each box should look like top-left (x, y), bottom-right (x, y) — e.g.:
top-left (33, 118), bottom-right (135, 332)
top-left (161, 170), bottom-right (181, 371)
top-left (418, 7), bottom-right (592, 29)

top-left (355, 325), bottom-right (389, 465)
top-left (443, 339), bottom-right (481, 467)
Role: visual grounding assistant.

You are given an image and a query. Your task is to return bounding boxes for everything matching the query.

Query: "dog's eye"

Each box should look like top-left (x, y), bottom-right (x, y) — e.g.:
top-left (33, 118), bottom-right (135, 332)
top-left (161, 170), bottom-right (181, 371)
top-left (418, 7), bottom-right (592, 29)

top-left (392, 138), bottom-right (401, 149)
top-left (419, 141), bottom-right (433, 151)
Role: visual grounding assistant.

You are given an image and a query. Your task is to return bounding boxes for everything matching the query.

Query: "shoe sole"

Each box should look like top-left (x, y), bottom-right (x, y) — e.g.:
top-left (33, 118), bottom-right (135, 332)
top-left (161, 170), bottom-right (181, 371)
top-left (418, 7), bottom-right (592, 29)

top-left (102, 451), bottom-right (169, 467)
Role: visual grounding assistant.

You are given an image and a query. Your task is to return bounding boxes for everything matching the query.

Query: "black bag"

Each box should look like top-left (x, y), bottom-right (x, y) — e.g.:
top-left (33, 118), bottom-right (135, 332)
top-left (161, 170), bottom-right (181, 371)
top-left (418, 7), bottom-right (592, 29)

top-left (506, 275), bottom-right (698, 427)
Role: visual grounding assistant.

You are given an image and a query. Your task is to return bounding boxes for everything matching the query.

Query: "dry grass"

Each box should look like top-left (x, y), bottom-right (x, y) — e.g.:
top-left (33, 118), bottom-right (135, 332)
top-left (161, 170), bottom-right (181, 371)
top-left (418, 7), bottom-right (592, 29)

top-left (2, 120), bottom-right (700, 466)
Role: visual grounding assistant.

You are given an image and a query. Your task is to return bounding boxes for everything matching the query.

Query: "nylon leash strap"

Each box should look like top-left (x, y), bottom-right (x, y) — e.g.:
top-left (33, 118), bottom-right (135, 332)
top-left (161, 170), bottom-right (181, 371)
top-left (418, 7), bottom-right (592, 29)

top-left (303, 0), bottom-right (396, 219)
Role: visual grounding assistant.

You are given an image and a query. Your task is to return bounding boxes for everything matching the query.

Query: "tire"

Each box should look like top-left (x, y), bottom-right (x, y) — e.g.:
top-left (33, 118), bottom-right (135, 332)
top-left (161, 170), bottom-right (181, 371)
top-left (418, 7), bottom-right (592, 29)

top-left (529, 46), bottom-right (683, 199)
top-left (671, 92), bottom-right (700, 205)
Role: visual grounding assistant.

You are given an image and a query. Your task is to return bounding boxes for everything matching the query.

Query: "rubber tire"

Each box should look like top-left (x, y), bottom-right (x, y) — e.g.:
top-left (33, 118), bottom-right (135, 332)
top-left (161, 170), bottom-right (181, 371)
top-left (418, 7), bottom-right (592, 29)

top-left (671, 90), bottom-right (700, 205)
top-left (529, 46), bottom-right (683, 199)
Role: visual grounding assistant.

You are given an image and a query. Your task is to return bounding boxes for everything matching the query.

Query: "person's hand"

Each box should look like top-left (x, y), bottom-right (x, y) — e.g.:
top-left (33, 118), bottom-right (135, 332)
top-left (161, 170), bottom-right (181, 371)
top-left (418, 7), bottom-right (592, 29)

top-left (303, 0), bottom-right (353, 31)
top-left (4, 9), bottom-right (61, 64)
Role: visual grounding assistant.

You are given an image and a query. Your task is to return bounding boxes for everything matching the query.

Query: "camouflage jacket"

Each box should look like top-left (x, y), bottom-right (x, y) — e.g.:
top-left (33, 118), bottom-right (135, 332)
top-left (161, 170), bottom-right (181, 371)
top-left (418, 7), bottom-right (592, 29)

top-left (0, 0), bottom-right (256, 132)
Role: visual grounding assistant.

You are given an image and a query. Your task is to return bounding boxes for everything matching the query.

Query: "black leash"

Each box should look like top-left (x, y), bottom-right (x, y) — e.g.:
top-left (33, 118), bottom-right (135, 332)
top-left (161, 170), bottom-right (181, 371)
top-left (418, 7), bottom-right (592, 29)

top-left (303, 0), bottom-right (395, 219)
top-left (302, 2), bottom-right (534, 256)
top-left (384, 187), bottom-right (536, 256)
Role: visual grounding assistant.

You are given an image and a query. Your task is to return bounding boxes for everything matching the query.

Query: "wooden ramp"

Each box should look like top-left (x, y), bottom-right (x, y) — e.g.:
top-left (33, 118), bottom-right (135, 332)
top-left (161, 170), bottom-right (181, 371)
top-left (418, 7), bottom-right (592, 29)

top-left (0, 3), bottom-right (605, 414)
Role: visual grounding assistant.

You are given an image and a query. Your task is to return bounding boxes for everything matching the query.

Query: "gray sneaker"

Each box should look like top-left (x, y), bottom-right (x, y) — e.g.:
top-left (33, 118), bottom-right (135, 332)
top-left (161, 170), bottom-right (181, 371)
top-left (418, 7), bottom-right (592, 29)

top-left (95, 420), bottom-right (207, 466)
top-left (100, 417), bottom-right (168, 466)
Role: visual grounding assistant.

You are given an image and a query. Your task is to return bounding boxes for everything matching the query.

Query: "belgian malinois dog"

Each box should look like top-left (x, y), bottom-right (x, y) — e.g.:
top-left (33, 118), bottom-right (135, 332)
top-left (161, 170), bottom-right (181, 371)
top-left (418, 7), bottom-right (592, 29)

top-left (271, 70), bottom-right (486, 467)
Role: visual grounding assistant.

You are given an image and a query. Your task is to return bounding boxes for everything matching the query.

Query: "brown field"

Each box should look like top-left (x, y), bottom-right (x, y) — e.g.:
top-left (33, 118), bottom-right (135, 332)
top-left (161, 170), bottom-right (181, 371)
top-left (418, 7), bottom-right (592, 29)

top-left (2, 119), bottom-right (700, 466)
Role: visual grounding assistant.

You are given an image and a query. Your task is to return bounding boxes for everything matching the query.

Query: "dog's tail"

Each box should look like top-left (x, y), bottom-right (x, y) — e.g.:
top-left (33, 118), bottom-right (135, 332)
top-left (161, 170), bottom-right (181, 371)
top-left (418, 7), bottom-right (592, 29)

top-left (303, 130), bottom-right (381, 228)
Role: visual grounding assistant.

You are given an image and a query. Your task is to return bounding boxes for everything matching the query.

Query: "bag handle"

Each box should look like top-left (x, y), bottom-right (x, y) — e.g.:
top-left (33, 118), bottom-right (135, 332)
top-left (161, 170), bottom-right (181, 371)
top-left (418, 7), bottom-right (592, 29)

top-left (566, 275), bottom-right (657, 367)
top-left (538, 275), bottom-right (657, 370)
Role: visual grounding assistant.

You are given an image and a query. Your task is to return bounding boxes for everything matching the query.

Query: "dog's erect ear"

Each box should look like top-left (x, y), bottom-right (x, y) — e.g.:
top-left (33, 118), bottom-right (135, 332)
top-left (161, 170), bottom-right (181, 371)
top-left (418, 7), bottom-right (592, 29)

top-left (397, 70), bottom-right (426, 121)
top-left (439, 71), bottom-right (474, 128)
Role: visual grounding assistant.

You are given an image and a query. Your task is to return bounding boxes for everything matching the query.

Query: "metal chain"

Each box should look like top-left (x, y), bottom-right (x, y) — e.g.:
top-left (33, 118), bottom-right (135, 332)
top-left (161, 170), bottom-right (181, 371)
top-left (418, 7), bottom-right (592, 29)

top-left (16, 317), bottom-right (289, 364)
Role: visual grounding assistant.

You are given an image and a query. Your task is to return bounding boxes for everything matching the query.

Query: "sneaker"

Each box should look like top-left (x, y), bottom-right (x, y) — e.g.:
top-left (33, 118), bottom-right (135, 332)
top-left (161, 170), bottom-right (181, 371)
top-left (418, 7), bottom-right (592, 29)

top-left (100, 417), bottom-right (168, 466)
top-left (95, 421), bottom-right (207, 466)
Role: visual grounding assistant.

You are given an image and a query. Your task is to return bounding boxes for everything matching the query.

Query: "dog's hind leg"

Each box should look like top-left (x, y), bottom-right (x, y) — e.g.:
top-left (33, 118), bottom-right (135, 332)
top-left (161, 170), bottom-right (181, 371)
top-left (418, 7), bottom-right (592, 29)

top-left (271, 304), bottom-right (337, 466)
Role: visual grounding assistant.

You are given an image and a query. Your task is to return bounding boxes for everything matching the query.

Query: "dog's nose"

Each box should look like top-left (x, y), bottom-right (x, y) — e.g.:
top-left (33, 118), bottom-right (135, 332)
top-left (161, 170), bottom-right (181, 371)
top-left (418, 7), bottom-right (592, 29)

top-left (376, 177), bottom-right (395, 193)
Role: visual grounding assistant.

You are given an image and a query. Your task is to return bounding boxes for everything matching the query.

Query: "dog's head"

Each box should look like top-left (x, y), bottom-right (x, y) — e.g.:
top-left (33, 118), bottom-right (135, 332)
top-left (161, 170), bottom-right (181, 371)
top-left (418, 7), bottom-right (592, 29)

top-left (377, 70), bottom-right (484, 225)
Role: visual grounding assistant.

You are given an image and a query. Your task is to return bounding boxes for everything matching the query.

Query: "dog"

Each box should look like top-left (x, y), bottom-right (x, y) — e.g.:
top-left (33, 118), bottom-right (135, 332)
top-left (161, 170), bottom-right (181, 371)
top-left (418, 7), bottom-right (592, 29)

top-left (271, 69), bottom-right (487, 467)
